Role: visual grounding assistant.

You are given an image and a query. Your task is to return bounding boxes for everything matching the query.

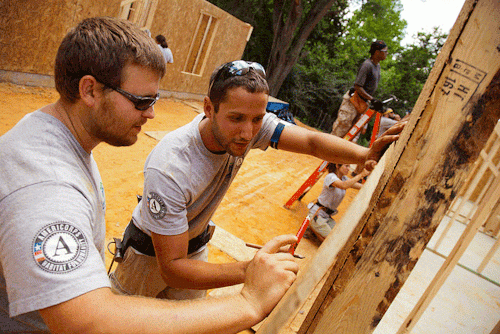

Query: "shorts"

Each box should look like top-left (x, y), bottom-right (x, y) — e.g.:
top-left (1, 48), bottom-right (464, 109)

top-left (331, 92), bottom-right (359, 137)
top-left (109, 246), bottom-right (208, 300)
top-left (308, 213), bottom-right (336, 238)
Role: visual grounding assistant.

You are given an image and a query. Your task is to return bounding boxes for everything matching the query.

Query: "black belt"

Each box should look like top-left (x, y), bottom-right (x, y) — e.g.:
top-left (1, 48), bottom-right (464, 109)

top-left (315, 201), bottom-right (335, 216)
top-left (122, 221), bottom-right (214, 256)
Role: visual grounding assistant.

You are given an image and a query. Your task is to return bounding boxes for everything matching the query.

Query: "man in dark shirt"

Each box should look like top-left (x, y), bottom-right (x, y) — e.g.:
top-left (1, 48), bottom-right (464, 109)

top-left (331, 40), bottom-right (388, 137)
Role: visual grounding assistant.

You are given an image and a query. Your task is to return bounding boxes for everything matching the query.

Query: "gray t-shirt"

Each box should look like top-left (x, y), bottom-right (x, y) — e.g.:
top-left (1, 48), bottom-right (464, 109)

top-left (355, 58), bottom-right (381, 96)
top-left (317, 173), bottom-right (347, 218)
top-left (0, 111), bottom-right (110, 330)
top-left (133, 112), bottom-right (285, 241)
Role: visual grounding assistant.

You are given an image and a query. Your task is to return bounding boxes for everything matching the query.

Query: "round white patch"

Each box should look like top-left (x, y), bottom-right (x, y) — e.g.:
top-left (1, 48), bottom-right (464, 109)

top-left (32, 222), bottom-right (88, 274)
top-left (147, 192), bottom-right (167, 219)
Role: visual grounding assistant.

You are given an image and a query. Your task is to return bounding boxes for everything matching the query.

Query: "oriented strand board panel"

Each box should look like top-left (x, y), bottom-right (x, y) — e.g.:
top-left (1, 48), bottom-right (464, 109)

top-left (152, 0), bottom-right (253, 95)
top-left (0, 0), bottom-right (121, 75)
top-left (0, 0), bottom-right (78, 75)
top-left (0, 0), bottom-right (251, 97)
top-left (256, 0), bottom-right (500, 333)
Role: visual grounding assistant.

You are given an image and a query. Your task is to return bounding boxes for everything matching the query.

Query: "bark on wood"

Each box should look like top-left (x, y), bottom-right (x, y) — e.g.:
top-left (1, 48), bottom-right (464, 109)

top-left (256, 1), bottom-right (500, 333)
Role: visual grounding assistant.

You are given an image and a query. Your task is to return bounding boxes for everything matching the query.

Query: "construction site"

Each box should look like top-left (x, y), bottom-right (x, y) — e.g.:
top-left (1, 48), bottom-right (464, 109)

top-left (0, 0), bottom-right (499, 333)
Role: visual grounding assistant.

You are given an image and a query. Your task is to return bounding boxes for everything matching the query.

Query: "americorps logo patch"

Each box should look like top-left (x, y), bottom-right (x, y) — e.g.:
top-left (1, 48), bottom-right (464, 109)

top-left (32, 222), bottom-right (88, 273)
top-left (147, 191), bottom-right (167, 219)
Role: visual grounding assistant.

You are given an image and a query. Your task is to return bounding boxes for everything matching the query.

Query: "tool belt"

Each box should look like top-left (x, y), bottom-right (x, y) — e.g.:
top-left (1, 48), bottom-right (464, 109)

top-left (349, 91), bottom-right (369, 114)
top-left (315, 201), bottom-right (336, 216)
top-left (121, 220), bottom-right (215, 257)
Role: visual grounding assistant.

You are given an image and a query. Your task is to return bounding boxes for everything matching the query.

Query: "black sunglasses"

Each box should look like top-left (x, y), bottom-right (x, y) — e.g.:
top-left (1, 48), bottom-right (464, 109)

top-left (100, 82), bottom-right (160, 111)
top-left (209, 60), bottom-right (266, 94)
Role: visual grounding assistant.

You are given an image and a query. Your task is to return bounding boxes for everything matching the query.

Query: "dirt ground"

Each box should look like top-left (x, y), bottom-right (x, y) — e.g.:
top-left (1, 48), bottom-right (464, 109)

top-left (0, 82), bottom-right (361, 331)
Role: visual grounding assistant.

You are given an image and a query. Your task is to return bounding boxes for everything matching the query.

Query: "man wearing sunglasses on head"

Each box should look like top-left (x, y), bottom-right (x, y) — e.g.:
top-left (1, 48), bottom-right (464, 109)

top-left (0, 17), bottom-right (299, 333)
top-left (110, 59), bottom-right (405, 301)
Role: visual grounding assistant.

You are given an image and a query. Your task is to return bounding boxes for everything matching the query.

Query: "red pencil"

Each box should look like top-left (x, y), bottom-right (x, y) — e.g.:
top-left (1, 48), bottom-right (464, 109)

top-left (288, 216), bottom-right (311, 255)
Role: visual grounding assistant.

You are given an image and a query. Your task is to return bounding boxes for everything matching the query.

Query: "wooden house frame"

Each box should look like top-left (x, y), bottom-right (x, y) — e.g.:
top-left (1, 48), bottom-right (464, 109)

top-left (256, 0), bottom-right (500, 332)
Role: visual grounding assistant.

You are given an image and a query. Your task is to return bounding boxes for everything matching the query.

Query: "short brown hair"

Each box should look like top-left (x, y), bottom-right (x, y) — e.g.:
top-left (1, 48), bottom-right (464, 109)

top-left (208, 62), bottom-right (269, 112)
top-left (55, 17), bottom-right (166, 103)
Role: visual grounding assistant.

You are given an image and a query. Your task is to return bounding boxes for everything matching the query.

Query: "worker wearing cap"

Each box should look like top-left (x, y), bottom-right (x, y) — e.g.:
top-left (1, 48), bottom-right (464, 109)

top-left (377, 108), bottom-right (402, 138)
top-left (331, 40), bottom-right (388, 137)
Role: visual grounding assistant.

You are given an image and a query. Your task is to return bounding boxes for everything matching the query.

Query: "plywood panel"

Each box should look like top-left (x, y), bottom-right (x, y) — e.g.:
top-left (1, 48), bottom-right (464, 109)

top-left (0, 0), bottom-right (121, 76)
top-left (0, 0), bottom-right (252, 97)
top-left (151, 0), bottom-right (253, 95)
top-left (0, 0), bottom-right (75, 74)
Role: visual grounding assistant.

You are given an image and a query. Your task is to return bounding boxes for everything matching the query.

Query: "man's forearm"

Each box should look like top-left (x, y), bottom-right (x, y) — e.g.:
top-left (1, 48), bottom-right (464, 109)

top-left (161, 258), bottom-right (249, 290)
top-left (279, 126), bottom-right (368, 165)
top-left (310, 132), bottom-right (368, 165)
top-left (41, 235), bottom-right (299, 334)
top-left (354, 85), bottom-right (372, 101)
top-left (123, 290), bottom-right (260, 334)
top-left (41, 287), bottom-right (260, 334)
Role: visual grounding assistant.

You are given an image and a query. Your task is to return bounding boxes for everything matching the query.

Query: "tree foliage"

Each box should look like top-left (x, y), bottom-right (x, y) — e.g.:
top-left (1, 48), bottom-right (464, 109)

top-left (279, 0), bottom-right (408, 131)
top-left (379, 28), bottom-right (448, 114)
top-left (209, 0), bottom-right (349, 96)
top-left (333, 0), bottom-right (406, 71)
top-left (264, 0), bottom-right (349, 96)
top-left (208, 0), bottom-right (447, 133)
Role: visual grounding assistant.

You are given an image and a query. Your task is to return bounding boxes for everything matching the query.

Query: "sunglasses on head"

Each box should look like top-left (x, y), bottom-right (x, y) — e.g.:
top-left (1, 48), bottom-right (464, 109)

top-left (223, 60), bottom-right (266, 78)
top-left (209, 60), bottom-right (266, 93)
top-left (99, 81), bottom-right (160, 111)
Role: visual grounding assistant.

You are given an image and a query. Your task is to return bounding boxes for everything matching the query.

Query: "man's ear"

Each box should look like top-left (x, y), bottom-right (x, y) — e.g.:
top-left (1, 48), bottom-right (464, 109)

top-left (204, 96), bottom-right (215, 119)
top-left (79, 75), bottom-right (100, 107)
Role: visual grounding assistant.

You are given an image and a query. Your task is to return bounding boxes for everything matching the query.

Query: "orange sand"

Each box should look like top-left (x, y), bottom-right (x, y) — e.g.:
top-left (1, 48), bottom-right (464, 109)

top-left (0, 82), bottom-right (361, 333)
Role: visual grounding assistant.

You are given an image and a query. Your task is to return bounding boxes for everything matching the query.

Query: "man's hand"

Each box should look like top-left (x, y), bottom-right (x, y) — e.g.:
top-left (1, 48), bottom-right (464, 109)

top-left (365, 121), bottom-right (407, 171)
top-left (360, 168), bottom-right (371, 178)
top-left (240, 235), bottom-right (299, 320)
top-left (370, 99), bottom-right (384, 112)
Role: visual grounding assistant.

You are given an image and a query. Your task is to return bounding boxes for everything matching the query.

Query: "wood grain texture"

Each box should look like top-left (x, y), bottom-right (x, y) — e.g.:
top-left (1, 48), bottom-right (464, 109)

top-left (257, 1), bottom-right (500, 333)
top-left (302, 1), bottom-right (500, 332)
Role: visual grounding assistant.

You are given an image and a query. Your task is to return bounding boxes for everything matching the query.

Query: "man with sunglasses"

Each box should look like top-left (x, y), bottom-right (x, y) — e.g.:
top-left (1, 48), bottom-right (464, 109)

top-left (0, 17), bottom-right (299, 333)
top-left (110, 59), bottom-right (404, 301)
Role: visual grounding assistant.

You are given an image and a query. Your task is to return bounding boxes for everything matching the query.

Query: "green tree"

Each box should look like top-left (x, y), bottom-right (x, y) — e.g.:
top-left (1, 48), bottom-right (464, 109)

top-left (208, 0), bottom-right (446, 134)
top-left (208, 0), bottom-right (349, 96)
top-left (279, 0), bottom-right (407, 131)
top-left (264, 0), bottom-right (349, 96)
top-left (379, 27), bottom-right (448, 115)
top-left (330, 0), bottom-right (406, 93)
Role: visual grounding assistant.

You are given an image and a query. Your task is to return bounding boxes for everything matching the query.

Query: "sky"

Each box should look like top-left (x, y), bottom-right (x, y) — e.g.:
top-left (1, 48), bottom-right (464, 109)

top-left (399, 0), bottom-right (466, 45)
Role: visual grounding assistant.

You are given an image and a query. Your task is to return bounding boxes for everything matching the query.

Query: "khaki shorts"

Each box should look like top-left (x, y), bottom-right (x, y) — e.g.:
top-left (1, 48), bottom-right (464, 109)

top-left (331, 92), bottom-right (359, 138)
top-left (109, 246), bottom-right (208, 300)
top-left (308, 214), bottom-right (336, 238)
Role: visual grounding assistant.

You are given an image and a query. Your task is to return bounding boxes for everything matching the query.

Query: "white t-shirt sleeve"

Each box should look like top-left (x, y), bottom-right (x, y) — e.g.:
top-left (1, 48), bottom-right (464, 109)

top-left (324, 173), bottom-right (340, 187)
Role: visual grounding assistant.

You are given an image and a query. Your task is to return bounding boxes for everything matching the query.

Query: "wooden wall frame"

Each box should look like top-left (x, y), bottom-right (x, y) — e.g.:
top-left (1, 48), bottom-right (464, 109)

top-left (256, 0), bottom-right (500, 333)
top-left (397, 120), bottom-right (500, 333)
top-left (119, 0), bottom-right (159, 30)
top-left (183, 11), bottom-right (219, 76)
